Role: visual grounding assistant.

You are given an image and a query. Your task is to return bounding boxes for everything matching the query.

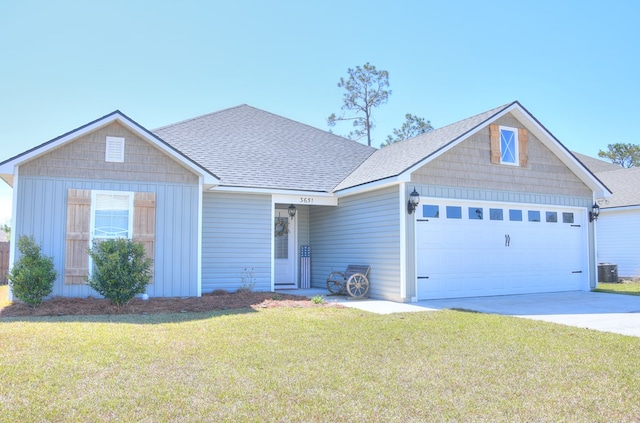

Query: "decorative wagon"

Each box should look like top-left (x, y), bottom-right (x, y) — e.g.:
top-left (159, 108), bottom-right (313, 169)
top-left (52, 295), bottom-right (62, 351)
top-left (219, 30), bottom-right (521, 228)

top-left (326, 265), bottom-right (371, 298)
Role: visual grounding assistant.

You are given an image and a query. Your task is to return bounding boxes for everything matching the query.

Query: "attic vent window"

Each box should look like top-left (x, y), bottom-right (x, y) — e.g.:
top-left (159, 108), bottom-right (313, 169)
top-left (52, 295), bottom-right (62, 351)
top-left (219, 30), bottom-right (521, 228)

top-left (105, 136), bottom-right (125, 162)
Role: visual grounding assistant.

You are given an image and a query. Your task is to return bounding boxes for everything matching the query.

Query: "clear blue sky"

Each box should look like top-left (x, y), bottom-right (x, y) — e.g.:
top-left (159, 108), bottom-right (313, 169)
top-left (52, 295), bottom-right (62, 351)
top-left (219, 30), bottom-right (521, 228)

top-left (1, 0), bottom-right (638, 223)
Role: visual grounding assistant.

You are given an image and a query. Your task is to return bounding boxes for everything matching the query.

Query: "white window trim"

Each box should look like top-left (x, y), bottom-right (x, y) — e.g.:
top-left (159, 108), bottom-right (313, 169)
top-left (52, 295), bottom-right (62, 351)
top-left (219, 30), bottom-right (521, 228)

top-left (105, 136), bottom-right (125, 163)
top-left (88, 190), bottom-right (134, 277)
top-left (89, 190), bottom-right (134, 243)
top-left (499, 126), bottom-right (519, 166)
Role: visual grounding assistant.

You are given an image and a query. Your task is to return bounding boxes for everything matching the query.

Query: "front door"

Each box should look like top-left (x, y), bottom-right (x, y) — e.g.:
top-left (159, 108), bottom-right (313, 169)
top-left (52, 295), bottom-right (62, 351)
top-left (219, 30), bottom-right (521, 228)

top-left (274, 214), bottom-right (296, 287)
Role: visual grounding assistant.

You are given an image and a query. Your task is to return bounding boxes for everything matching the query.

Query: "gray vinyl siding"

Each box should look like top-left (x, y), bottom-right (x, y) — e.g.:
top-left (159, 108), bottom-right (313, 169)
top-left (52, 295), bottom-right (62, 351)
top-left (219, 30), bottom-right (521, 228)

top-left (412, 113), bottom-right (593, 198)
top-left (202, 192), bottom-right (272, 292)
top-left (14, 175), bottom-right (199, 298)
top-left (597, 209), bottom-right (640, 278)
top-left (310, 185), bottom-right (402, 301)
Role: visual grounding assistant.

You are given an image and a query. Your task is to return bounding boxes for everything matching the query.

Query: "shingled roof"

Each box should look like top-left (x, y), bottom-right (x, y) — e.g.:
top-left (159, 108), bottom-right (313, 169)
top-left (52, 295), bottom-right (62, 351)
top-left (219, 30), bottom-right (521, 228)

top-left (153, 105), bottom-right (375, 192)
top-left (572, 152), bottom-right (621, 173)
top-left (333, 103), bottom-right (511, 191)
top-left (592, 167), bottom-right (640, 208)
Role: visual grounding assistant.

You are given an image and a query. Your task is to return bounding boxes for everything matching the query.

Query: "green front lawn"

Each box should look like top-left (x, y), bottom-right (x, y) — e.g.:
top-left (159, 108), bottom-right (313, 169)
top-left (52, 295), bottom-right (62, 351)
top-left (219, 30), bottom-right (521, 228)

top-left (1, 285), bottom-right (640, 421)
top-left (595, 281), bottom-right (640, 296)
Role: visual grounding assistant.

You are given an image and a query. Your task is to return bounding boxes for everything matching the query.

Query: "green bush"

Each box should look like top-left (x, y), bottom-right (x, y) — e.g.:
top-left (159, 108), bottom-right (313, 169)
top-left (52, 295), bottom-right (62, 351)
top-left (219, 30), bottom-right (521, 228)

top-left (87, 238), bottom-right (153, 306)
top-left (8, 236), bottom-right (57, 307)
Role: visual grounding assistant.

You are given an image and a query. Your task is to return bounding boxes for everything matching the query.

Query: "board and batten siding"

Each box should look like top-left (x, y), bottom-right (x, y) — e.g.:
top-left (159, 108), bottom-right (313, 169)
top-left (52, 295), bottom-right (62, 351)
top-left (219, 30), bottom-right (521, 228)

top-left (201, 192), bottom-right (272, 293)
top-left (19, 122), bottom-right (198, 185)
top-left (14, 176), bottom-right (199, 297)
top-left (310, 185), bottom-right (403, 301)
top-left (597, 209), bottom-right (640, 278)
top-left (412, 113), bottom-right (593, 198)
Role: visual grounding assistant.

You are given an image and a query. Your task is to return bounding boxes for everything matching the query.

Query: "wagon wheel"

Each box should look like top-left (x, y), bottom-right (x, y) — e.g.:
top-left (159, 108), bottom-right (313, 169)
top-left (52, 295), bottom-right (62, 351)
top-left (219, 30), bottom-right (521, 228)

top-left (346, 273), bottom-right (369, 298)
top-left (326, 272), bottom-right (346, 295)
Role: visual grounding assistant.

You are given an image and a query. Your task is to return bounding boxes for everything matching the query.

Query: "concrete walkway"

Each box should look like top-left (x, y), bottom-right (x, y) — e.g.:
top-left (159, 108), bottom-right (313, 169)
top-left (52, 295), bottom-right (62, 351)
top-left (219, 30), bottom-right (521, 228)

top-left (419, 291), bottom-right (640, 338)
top-left (283, 288), bottom-right (640, 337)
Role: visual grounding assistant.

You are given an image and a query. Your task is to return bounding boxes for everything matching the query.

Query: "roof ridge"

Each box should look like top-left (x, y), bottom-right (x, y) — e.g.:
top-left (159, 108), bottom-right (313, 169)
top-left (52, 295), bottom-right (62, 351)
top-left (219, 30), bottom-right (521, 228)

top-left (152, 104), bottom-right (250, 131)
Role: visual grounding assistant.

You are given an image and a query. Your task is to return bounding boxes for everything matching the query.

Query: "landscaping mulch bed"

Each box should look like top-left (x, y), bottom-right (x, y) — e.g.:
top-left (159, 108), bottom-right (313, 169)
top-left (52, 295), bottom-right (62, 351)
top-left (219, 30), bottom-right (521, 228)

top-left (0, 291), bottom-right (343, 317)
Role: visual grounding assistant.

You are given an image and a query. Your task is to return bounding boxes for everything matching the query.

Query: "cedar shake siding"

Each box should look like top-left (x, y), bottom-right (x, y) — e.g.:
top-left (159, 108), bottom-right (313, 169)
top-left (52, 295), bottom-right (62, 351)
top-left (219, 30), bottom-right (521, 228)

top-left (19, 122), bottom-right (199, 184)
top-left (412, 113), bottom-right (592, 198)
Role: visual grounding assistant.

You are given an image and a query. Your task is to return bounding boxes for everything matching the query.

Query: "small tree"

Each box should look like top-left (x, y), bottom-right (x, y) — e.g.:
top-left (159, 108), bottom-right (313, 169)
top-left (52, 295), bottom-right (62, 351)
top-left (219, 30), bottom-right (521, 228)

top-left (380, 113), bottom-right (433, 147)
top-left (598, 143), bottom-right (640, 168)
top-left (8, 235), bottom-right (57, 307)
top-left (87, 238), bottom-right (153, 307)
top-left (327, 62), bottom-right (391, 146)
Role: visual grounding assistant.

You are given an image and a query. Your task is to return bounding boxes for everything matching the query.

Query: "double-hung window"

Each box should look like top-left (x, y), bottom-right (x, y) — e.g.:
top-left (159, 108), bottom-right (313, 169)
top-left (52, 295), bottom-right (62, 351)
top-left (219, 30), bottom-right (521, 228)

top-left (91, 191), bottom-right (134, 243)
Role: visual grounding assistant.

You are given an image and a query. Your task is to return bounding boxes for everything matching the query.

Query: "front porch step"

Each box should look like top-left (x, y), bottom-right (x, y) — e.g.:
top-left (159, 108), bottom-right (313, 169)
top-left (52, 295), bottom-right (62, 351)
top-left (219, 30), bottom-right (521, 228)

top-left (274, 284), bottom-right (297, 290)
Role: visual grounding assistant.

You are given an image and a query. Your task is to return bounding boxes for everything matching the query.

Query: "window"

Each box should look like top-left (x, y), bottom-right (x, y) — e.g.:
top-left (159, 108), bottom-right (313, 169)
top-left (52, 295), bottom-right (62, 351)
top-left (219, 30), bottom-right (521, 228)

top-left (91, 191), bottom-right (134, 242)
top-left (65, 189), bottom-right (155, 286)
top-left (446, 206), bottom-right (462, 219)
top-left (105, 136), bottom-right (125, 162)
top-left (562, 212), bottom-right (574, 224)
top-left (546, 211), bottom-right (558, 223)
top-left (423, 205), bottom-right (439, 218)
top-left (489, 208), bottom-right (503, 221)
top-left (528, 210), bottom-right (541, 222)
top-left (469, 207), bottom-right (483, 220)
top-left (509, 209), bottom-right (523, 221)
top-left (490, 124), bottom-right (527, 166)
top-left (500, 127), bottom-right (519, 165)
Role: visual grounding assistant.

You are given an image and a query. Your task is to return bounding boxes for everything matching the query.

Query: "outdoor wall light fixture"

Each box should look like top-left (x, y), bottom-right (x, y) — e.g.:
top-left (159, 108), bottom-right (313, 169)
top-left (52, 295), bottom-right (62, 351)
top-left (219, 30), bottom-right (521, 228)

top-left (288, 204), bottom-right (297, 219)
top-left (407, 187), bottom-right (420, 214)
top-left (589, 202), bottom-right (600, 222)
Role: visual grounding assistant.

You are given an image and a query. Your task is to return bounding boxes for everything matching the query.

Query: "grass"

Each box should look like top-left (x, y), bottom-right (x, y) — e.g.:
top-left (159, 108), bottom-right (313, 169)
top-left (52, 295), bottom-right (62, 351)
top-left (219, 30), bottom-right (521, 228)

top-left (595, 281), bottom-right (640, 296)
top-left (2, 285), bottom-right (640, 421)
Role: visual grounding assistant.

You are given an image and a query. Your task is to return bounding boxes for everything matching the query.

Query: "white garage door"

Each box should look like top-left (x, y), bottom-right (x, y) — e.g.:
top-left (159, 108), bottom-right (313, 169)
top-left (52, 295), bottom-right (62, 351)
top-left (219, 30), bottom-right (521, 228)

top-left (417, 199), bottom-right (587, 300)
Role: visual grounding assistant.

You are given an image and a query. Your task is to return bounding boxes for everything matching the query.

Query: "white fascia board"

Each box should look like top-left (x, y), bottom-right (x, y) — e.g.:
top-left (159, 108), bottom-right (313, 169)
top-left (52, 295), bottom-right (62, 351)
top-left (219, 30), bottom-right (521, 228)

top-left (600, 205), bottom-right (640, 213)
top-left (111, 114), bottom-right (219, 185)
top-left (508, 106), bottom-right (611, 198)
top-left (399, 106), bottom-right (516, 178)
top-left (272, 193), bottom-right (337, 206)
top-left (395, 102), bottom-right (610, 199)
top-left (209, 185), bottom-right (334, 197)
top-left (334, 176), bottom-right (401, 198)
top-left (0, 112), bottom-right (219, 185)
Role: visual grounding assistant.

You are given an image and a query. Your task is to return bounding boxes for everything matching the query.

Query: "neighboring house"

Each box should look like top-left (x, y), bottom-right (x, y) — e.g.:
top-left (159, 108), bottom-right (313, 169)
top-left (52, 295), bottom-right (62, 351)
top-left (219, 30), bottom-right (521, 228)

top-left (574, 152), bottom-right (640, 278)
top-left (0, 101), bottom-right (610, 301)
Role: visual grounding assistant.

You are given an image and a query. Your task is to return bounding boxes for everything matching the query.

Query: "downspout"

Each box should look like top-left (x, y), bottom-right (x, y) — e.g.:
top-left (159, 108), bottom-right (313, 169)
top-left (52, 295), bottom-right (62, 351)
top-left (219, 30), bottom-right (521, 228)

top-left (590, 195), bottom-right (598, 290)
top-left (197, 176), bottom-right (203, 297)
top-left (399, 183), bottom-right (407, 300)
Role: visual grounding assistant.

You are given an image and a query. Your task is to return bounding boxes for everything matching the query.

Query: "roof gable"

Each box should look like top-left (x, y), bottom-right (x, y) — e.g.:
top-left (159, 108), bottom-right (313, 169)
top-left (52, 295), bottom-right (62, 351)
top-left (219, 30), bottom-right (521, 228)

top-left (0, 111), bottom-right (219, 187)
top-left (334, 101), bottom-right (611, 198)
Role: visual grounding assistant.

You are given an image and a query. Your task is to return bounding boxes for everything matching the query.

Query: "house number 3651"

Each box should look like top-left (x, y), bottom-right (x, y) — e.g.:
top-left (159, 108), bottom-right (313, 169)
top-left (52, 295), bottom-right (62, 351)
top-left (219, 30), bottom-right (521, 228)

top-left (299, 197), bottom-right (314, 204)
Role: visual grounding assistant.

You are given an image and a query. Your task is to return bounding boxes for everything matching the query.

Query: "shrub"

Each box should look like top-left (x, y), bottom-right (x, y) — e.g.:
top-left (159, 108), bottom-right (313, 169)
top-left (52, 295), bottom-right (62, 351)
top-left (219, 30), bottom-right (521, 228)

top-left (311, 295), bottom-right (325, 305)
top-left (86, 238), bottom-right (153, 306)
top-left (237, 267), bottom-right (256, 293)
top-left (8, 235), bottom-right (57, 307)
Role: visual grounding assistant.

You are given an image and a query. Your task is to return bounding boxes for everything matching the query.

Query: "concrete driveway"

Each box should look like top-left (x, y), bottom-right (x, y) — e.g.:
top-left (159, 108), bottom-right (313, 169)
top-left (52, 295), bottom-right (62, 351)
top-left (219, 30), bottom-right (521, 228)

top-left (418, 291), bottom-right (640, 338)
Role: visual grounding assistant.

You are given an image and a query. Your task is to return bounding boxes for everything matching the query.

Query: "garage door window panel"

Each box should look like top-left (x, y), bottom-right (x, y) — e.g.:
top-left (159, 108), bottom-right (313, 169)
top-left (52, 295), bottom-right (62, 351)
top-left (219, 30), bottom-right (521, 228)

top-left (546, 212), bottom-right (558, 223)
top-left (509, 209), bottom-right (523, 221)
top-left (446, 206), bottom-right (462, 219)
top-left (528, 211), bottom-right (541, 222)
top-left (469, 207), bottom-right (483, 220)
top-left (423, 205), bottom-right (439, 218)
top-left (563, 212), bottom-right (574, 224)
top-left (490, 208), bottom-right (504, 221)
